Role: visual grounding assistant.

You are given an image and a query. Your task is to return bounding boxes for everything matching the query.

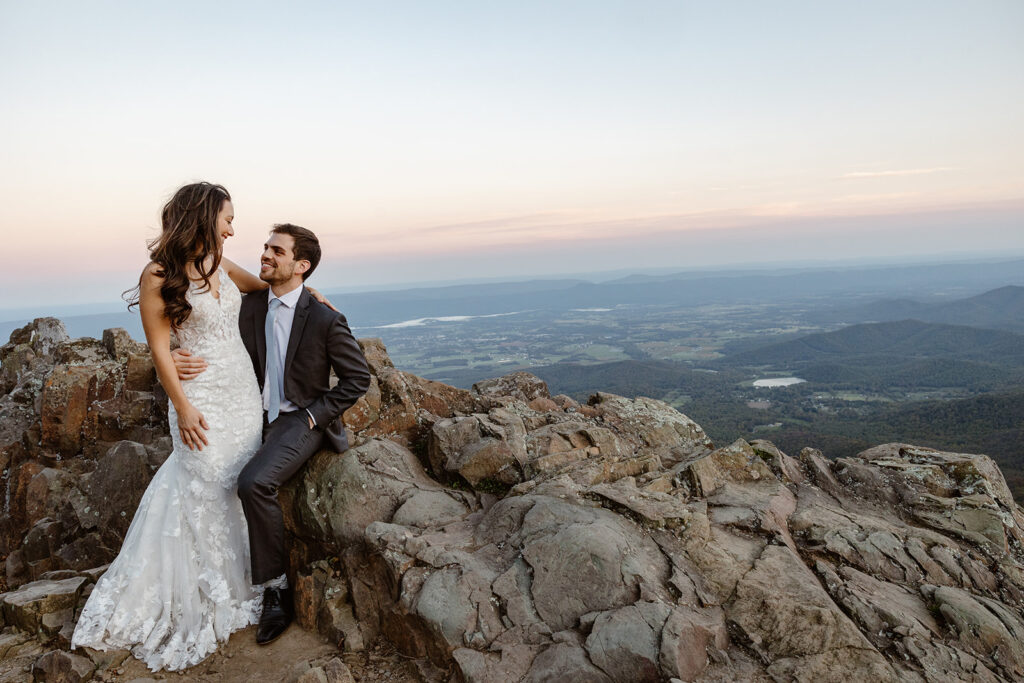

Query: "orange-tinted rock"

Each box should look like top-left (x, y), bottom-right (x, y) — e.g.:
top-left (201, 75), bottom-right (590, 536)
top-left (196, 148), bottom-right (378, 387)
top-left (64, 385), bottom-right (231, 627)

top-left (294, 563), bottom-right (326, 631)
top-left (358, 368), bottom-right (419, 441)
top-left (293, 560), bottom-right (365, 652)
top-left (5, 460), bottom-right (45, 553)
top-left (102, 327), bottom-right (145, 361)
top-left (88, 390), bottom-right (161, 451)
top-left (404, 372), bottom-right (477, 418)
top-left (528, 397), bottom-right (559, 412)
top-left (24, 468), bottom-right (77, 531)
top-left (40, 366), bottom-right (95, 454)
top-left (124, 352), bottom-right (156, 391)
top-left (358, 337), bottom-right (395, 375)
top-left (356, 367), bottom-right (477, 445)
top-left (551, 394), bottom-right (580, 411)
top-left (343, 375), bottom-right (381, 431)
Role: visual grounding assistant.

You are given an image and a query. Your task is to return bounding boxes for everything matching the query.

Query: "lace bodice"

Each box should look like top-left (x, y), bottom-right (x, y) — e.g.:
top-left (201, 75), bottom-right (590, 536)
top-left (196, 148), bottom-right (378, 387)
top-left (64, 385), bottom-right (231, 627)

top-left (175, 268), bottom-right (247, 364)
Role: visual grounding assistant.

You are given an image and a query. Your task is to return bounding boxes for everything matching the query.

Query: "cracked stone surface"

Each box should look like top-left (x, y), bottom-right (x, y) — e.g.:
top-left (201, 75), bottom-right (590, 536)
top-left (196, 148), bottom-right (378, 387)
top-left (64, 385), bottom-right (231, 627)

top-left (5, 322), bottom-right (1024, 681)
top-left (279, 356), bottom-right (1024, 681)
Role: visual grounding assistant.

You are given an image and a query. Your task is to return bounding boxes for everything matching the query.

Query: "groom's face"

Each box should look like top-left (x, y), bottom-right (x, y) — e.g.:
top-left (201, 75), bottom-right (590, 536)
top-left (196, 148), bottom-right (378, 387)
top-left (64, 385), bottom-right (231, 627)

top-left (260, 233), bottom-right (308, 286)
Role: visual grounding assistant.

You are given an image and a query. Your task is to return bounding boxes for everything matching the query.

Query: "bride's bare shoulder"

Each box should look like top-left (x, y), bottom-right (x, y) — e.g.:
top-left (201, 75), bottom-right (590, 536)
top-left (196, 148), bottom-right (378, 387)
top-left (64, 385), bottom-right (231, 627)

top-left (140, 262), bottom-right (166, 289)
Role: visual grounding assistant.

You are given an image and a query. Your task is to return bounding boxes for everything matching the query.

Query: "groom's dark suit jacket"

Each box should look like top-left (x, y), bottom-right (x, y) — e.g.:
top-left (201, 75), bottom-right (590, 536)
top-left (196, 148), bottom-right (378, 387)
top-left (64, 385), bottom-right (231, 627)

top-left (238, 287), bottom-right (371, 452)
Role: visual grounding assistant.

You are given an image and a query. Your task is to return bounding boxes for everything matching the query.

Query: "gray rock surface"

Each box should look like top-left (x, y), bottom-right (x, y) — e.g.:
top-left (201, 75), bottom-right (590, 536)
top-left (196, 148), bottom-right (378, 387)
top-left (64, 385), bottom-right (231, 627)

top-left (472, 372), bottom-right (550, 404)
top-left (1, 577), bottom-right (87, 635)
top-left (289, 361), bottom-right (1024, 682)
top-left (4, 326), bottom-right (1024, 683)
top-left (30, 649), bottom-right (95, 682)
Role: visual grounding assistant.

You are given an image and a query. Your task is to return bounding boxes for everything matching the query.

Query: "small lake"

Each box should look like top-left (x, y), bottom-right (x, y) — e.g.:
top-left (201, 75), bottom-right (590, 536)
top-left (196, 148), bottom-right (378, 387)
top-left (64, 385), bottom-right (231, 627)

top-left (368, 311), bottom-right (523, 329)
top-left (753, 377), bottom-right (806, 388)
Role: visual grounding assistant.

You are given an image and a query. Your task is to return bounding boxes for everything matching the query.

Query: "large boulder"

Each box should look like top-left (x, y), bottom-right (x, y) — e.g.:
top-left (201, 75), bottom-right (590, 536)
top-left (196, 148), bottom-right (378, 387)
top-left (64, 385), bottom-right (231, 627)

top-left (588, 392), bottom-right (714, 466)
top-left (286, 376), bottom-right (1024, 682)
top-left (286, 438), bottom-right (473, 549)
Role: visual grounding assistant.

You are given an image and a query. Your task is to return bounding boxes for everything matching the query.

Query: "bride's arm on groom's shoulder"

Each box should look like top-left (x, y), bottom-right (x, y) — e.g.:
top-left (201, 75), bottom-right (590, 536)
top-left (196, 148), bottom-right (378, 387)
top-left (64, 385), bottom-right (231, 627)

top-left (221, 257), bottom-right (269, 294)
top-left (139, 264), bottom-right (210, 451)
top-left (307, 286), bottom-right (339, 312)
top-left (221, 256), bottom-right (338, 310)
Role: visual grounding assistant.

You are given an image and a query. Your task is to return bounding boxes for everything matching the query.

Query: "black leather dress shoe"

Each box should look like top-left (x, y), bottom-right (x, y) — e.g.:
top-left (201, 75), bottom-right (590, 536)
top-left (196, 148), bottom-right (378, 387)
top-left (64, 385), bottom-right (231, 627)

top-left (256, 586), bottom-right (293, 645)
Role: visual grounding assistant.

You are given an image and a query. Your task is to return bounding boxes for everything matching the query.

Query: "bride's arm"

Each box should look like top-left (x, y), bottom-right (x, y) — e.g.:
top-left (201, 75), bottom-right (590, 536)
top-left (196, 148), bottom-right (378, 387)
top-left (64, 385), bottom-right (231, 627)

top-left (221, 256), bottom-right (268, 294)
top-left (139, 264), bottom-right (210, 451)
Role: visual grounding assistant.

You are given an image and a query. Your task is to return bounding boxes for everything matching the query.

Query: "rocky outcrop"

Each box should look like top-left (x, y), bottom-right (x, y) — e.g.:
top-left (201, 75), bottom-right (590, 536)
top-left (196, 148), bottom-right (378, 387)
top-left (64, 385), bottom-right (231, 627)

top-left (3, 318), bottom-right (1024, 682)
top-left (282, 380), bottom-right (1024, 681)
top-left (0, 320), bottom-right (168, 590)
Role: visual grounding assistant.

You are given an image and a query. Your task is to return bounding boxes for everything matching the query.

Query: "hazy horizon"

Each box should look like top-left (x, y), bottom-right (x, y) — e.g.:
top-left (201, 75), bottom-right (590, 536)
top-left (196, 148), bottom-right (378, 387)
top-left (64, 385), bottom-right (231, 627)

top-left (3, 250), bottom-right (1023, 324)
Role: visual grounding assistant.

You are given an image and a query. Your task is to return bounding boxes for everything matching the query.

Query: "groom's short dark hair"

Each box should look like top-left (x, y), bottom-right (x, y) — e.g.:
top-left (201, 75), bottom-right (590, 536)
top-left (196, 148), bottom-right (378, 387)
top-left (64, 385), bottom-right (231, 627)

top-left (272, 223), bottom-right (321, 281)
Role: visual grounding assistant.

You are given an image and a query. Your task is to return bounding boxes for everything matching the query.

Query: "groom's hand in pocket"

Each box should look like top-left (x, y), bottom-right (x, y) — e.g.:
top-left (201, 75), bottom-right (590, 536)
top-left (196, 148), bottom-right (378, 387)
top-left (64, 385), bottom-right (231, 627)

top-left (171, 348), bottom-right (208, 380)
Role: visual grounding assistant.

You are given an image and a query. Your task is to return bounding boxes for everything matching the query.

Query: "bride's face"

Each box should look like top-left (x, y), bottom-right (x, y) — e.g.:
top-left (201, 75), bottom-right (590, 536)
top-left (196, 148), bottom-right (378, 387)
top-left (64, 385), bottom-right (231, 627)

top-left (215, 200), bottom-right (235, 248)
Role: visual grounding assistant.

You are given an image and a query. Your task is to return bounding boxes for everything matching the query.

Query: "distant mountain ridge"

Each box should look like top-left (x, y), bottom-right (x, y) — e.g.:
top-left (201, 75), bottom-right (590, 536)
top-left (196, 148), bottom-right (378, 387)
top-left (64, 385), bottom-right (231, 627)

top-left (720, 319), bottom-right (1024, 368)
top-left (332, 263), bottom-right (1024, 327)
top-left (6, 259), bottom-right (1023, 339)
top-left (811, 285), bottom-right (1024, 332)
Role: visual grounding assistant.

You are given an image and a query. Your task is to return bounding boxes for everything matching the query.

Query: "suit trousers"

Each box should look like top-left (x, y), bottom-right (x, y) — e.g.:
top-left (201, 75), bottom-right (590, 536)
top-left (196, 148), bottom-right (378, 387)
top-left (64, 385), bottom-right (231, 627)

top-left (238, 410), bottom-right (323, 584)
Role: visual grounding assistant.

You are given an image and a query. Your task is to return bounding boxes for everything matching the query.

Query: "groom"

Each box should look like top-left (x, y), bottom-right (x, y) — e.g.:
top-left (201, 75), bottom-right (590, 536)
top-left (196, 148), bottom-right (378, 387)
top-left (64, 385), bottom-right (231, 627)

top-left (174, 223), bottom-right (370, 644)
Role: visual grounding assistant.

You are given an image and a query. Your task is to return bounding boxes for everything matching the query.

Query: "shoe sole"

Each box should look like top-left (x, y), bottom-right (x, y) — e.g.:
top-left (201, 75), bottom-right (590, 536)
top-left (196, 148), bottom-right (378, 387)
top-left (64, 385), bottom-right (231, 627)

top-left (256, 623), bottom-right (292, 646)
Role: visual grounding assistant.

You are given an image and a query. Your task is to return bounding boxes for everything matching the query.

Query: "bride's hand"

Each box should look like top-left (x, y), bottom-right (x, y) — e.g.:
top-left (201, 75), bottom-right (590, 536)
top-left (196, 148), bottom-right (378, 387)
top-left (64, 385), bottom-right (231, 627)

top-left (306, 286), bottom-right (339, 312)
top-left (176, 402), bottom-right (210, 451)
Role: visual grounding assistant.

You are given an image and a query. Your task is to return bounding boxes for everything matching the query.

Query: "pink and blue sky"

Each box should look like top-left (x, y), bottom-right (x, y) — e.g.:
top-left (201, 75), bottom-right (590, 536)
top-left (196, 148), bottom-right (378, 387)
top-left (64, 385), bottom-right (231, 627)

top-left (1, 0), bottom-right (1022, 308)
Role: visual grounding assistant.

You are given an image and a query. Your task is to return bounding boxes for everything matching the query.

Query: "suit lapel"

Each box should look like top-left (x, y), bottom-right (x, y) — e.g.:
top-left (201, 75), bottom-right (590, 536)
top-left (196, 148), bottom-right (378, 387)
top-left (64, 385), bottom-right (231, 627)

top-left (284, 287), bottom-right (311, 377)
top-left (254, 290), bottom-right (269, 385)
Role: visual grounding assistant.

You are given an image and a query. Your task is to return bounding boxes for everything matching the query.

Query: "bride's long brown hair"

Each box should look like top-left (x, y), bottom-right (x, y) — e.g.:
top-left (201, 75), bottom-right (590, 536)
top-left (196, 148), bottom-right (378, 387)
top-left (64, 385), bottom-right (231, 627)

top-left (125, 182), bottom-right (230, 329)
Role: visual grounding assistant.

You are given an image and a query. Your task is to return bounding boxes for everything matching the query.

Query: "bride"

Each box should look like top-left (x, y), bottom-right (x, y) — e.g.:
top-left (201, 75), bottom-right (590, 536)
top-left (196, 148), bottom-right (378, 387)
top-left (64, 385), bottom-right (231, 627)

top-left (71, 182), bottom-right (327, 671)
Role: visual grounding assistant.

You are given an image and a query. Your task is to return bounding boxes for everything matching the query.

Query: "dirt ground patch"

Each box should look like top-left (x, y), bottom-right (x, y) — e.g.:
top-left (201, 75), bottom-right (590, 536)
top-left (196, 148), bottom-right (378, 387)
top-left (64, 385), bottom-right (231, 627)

top-left (84, 626), bottom-right (449, 682)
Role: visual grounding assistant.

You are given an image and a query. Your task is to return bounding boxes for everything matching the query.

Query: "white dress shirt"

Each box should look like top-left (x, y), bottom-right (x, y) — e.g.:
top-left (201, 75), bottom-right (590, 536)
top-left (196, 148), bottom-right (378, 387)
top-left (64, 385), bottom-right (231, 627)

top-left (263, 284), bottom-right (314, 422)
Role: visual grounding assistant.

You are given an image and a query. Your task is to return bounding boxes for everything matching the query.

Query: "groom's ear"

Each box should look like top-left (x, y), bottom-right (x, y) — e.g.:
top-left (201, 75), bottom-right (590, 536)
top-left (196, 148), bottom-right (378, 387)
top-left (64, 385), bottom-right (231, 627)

top-left (296, 259), bottom-right (311, 276)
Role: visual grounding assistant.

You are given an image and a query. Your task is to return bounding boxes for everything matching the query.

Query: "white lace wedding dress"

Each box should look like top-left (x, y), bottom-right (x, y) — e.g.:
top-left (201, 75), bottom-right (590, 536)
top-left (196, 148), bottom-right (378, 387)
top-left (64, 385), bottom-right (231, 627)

top-left (72, 268), bottom-right (265, 671)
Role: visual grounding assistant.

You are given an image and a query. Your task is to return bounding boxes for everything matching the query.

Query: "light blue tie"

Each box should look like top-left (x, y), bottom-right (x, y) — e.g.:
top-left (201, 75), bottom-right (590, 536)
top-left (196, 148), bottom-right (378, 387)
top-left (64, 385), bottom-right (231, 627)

top-left (265, 297), bottom-right (283, 422)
